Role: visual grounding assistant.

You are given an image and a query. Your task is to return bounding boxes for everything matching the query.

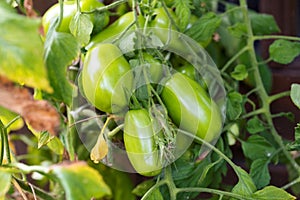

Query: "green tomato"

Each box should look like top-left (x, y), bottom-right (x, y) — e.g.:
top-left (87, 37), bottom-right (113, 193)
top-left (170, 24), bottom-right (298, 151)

top-left (42, 0), bottom-right (109, 35)
top-left (142, 53), bottom-right (164, 84)
top-left (42, 1), bottom-right (76, 33)
top-left (88, 11), bottom-right (145, 48)
top-left (81, 43), bottom-right (133, 113)
top-left (124, 109), bottom-right (162, 176)
top-left (175, 64), bottom-right (208, 90)
top-left (161, 73), bottom-right (222, 142)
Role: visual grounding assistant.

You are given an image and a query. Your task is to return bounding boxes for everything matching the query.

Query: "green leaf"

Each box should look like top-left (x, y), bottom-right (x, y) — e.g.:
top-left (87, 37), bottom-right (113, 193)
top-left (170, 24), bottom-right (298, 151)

top-left (226, 91), bottom-right (243, 120)
top-left (144, 188), bottom-right (164, 200)
top-left (0, 2), bottom-right (52, 92)
top-left (52, 162), bottom-right (111, 200)
top-left (230, 64), bottom-right (248, 81)
top-left (291, 84), bottom-right (300, 109)
top-left (251, 186), bottom-right (296, 200)
top-left (241, 135), bottom-right (276, 161)
top-left (0, 106), bottom-right (23, 131)
top-left (70, 12), bottom-right (93, 46)
top-left (269, 39), bottom-right (300, 64)
top-left (91, 162), bottom-right (135, 200)
top-left (250, 13), bottom-right (280, 35)
top-left (228, 23), bottom-right (247, 38)
top-left (27, 125), bottom-right (64, 155)
top-left (44, 22), bottom-right (80, 106)
top-left (37, 131), bottom-right (53, 149)
top-left (0, 168), bottom-right (12, 199)
top-left (246, 116), bottom-right (265, 134)
top-left (174, 0), bottom-right (194, 31)
top-left (249, 159), bottom-right (270, 189)
top-left (231, 166), bottom-right (256, 197)
top-left (132, 180), bottom-right (155, 197)
top-left (185, 12), bottom-right (221, 47)
top-left (287, 123), bottom-right (300, 151)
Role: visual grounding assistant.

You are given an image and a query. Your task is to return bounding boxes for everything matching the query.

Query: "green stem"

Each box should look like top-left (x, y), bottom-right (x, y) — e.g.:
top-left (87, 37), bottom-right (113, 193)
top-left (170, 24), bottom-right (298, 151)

top-left (165, 166), bottom-right (177, 200)
top-left (221, 46), bottom-right (249, 73)
top-left (268, 91), bottom-right (291, 103)
top-left (239, 0), bottom-right (300, 173)
top-left (5, 115), bottom-right (21, 130)
top-left (66, 107), bottom-right (76, 161)
top-left (241, 108), bottom-right (265, 119)
top-left (253, 35), bottom-right (300, 42)
top-left (282, 176), bottom-right (300, 190)
top-left (176, 187), bottom-right (256, 200)
top-left (82, 0), bottom-right (128, 14)
top-left (0, 120), bottom-right (11, 163)
top-left (57, 0), bottom-right (64, 32)
top-left (107, 124), bottom-right (124, 138)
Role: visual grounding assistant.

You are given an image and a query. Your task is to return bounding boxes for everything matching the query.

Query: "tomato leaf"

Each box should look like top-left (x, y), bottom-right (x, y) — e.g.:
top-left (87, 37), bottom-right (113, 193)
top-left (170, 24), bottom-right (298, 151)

top-left (37, 131), bottom-right (53, 149)
top-left (250, 13), bottom-right (280, 35)
top-left (143, 188), bottom-right (164, 200)
top-left (0, 106), bottom-right (23, 131)
top-left (241, 135), bottom-right (276, 161)
top-left (226, 91), bottom-right (243, 120)
top-left (91, 163), bottom-right (135, 200)
top-left (246, 116), bottom-right (265, 134)
top-left (291, 84), bottom-right (300, 109)
top-left (249, 158), bottom-right (270, 189)
top-left (231, 166), bottom-right (256, 197)
top-left (174, 0), bottom-right (194, 31)
top-left (70, 12), bottom-right (93, 46)
top-left (0, 2), bottom-right (52, 92)
top-left (51, 162), bottom-right (111, 200)
top-left (185, 12), bottom-right (221, 47)
top-left (269, 39), bottom-right (300, 64)
top-left (287, 123), bottom-right (300, 151)
top-left (228, 23), bottom-right (247, 38)
top-left (231, 64), bottom-right (248, 81)
top-left (132, 180), bottom-right (155, 197)
top-left (251, 186), bottom-right (296, 200)
top-left (44, 23), bottom-right (80, 106)
top-left (0, 168), bottom-right (11, 199)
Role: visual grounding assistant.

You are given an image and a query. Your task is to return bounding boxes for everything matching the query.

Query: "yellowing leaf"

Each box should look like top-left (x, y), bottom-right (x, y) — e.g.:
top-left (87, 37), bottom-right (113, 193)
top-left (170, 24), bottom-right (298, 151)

top-left (51, 162), bottom-right (111, 200)
top-left (90, 133), bottom-right (108, 163)
top-left (0, 2), bottom-right (52, 92)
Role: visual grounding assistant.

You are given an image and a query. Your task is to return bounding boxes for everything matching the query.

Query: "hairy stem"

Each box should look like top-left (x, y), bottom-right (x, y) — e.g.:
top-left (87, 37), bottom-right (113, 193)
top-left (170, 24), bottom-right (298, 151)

top-left (239, 0), bottom-right (300, 173)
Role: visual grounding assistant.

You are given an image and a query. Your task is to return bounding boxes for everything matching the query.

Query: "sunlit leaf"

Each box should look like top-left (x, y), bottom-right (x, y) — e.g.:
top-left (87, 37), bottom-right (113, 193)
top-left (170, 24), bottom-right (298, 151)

top-left (70, 12), bottom-right (93, 46)
top-left (52, 162), bottom-right (111, 200)
top-left (0, 2), bottom-right (52, 92)
top-left (251, 186), bottom-right (296, 200)
top-left (0, 106), bottom-right (23, 131)
top-left (0, 168), bottom-right (12, 199)
top-left (291, 84), bottom-right (300, 109)
top-left (269, 40), bottom-right (300, 64)
top-left (144, 188), bottom-right (164, 200)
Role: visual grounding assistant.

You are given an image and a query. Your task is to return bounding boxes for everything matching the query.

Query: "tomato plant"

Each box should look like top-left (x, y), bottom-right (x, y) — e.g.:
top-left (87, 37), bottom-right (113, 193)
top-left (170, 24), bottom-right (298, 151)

top-left (0, 0), bottom-right (300, 200)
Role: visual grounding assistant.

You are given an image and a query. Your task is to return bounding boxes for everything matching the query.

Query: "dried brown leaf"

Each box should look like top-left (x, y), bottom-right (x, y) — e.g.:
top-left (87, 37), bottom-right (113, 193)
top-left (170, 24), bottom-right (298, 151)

top-left (0, 76), bottom-right (60, 135)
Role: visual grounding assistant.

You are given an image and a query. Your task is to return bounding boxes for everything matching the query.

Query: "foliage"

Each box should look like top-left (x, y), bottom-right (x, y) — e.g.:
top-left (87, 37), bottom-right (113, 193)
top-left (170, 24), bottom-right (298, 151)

top-left (0, 0), bottom-right (300, 199)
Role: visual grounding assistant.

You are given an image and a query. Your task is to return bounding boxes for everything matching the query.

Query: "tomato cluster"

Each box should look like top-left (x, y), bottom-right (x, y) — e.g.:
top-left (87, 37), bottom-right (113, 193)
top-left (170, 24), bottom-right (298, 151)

top-left (43, 1), bottom-right (223, 176)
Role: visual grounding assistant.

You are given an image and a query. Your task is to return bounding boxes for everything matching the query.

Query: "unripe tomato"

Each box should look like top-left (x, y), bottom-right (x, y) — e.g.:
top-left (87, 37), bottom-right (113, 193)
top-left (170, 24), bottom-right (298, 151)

top-left (161, 73), bottom-right (222, 142)
top-left (42, 1), bottom-right (76, 33)
top-left (42, 0), bottom-right (109, 35)
top-left (81, 43), bottom-right (133, 113)
top-left (88, 11), bottom-right (145, 48)
top-left (124, 109), bottom-right (162, 176)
